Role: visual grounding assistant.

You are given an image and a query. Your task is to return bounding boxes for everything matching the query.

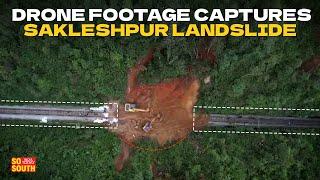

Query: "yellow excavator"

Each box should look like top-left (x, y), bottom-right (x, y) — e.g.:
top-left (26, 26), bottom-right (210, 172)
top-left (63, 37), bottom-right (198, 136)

top-left (125, 103), bottom-right (154, 132)
top-left (124, 103), bottom-right (149, 112)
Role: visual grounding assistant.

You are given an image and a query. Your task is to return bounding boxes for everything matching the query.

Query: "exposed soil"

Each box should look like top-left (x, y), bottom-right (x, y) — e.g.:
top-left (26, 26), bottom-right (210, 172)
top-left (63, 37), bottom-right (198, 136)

top-left (112, 48), bottom-right (208, 171)
top-left (115, 142), bottom-right (130, 172)
top-left (196, 37), bottom-right (217, 65)
top-left (300, 56), bottom-right (320, 73)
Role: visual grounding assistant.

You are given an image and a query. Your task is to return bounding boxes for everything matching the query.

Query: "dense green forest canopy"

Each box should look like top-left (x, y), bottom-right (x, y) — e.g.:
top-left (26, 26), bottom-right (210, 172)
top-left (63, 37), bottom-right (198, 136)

top-left (0, 0), bottom-right (320, 179)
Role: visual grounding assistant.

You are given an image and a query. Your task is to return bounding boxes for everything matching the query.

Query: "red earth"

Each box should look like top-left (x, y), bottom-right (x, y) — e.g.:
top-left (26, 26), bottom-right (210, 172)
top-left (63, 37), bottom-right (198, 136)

top-left (111, 47), bottom-right (210, 171)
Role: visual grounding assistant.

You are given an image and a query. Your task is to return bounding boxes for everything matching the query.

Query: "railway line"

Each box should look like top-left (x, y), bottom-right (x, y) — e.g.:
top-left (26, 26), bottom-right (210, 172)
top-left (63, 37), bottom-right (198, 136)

top-left (0, 105), bottom-right (320, 128)
top-left (0, 105), bottom-right (117, 124)
top-left (209, 114), bottom-right (320, 128)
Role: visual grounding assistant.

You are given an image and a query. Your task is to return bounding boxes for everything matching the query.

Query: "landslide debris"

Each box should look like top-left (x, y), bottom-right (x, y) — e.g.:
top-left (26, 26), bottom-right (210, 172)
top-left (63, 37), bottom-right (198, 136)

top-left (111, 48), bottom-right (208, 171)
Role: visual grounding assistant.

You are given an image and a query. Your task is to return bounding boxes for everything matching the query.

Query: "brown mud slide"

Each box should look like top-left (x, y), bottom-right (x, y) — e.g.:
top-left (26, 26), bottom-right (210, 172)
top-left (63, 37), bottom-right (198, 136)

top-left (112, 48), bottom-right (209, 171)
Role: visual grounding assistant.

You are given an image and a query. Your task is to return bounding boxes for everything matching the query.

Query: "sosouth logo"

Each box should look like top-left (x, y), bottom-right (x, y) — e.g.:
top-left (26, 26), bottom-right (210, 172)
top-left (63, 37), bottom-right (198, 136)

top-left (11, 157), bottom-right (36, 173)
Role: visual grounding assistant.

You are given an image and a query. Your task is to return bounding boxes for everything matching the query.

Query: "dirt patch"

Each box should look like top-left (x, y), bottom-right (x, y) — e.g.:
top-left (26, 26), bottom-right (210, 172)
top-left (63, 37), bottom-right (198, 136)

top-left (117, 76), bottom-right (201, 144)
top-left (115, 142), bottom-right (130, 172)
top-left (196, 38), bottom-right (216, 65)
top-left (112, 48), bottom-right (208, 171)
top-left (300, 56), bottom-right (320, 73)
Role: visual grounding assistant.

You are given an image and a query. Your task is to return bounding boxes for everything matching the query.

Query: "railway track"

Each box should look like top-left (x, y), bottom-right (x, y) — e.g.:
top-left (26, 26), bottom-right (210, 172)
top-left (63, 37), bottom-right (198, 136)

top-left (0, 106), bottom-right (100, 117)
top-left (0, 105), bottom-right (117, 123)
top-left (209, 114), bottom-right (320, 128)
top-left (1, 105), bottom-right (320, 128)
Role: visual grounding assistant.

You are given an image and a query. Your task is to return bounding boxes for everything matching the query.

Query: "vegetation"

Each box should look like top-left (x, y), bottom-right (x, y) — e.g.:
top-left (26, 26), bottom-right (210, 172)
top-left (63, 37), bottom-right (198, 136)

top-left (1, 0), bottom-right (320, 179)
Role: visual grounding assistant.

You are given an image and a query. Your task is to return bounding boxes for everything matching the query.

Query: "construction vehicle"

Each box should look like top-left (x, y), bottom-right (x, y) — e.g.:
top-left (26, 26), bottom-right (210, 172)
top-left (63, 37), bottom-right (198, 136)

top-left (125, 103), bottom-right (149, 112)
top-left (125, 103), bottom-right (152, 132)
top-left (142, 113), bottom-right (162, 132)
top-left (143, 121), bottom-right (152, 132)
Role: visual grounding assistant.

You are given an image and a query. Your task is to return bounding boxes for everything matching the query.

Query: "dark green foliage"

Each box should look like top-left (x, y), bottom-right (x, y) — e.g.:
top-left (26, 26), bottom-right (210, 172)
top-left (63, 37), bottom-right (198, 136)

top-left (0, 128), bottom-right (120, 179)
top-left (0, 0), bottom-right (320, 179)
top-left (1, 128), bottom-right (319, 179)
